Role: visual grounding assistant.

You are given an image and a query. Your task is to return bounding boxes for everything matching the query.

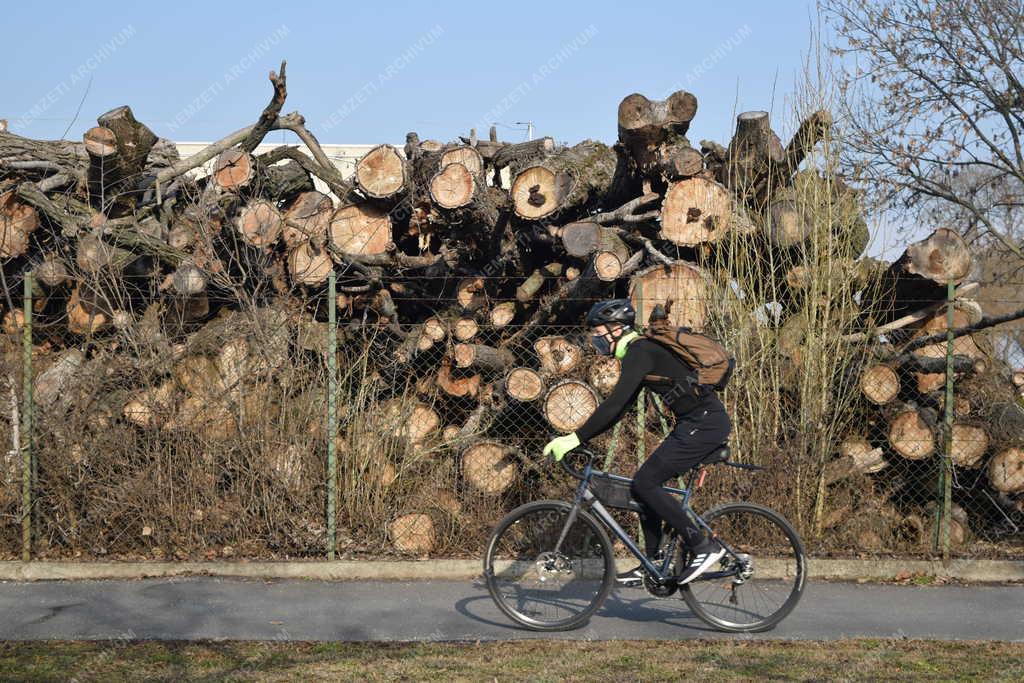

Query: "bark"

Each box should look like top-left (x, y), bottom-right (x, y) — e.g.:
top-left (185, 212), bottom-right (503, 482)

top-left (510, 140), bottom-right (637, 220)
top-left (617, 90), bottom-right (698, 178)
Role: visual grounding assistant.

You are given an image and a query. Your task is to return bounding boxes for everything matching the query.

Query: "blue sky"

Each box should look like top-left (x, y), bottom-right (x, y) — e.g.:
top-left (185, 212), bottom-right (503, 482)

top-left (3, 0), bottom-right (821, 147)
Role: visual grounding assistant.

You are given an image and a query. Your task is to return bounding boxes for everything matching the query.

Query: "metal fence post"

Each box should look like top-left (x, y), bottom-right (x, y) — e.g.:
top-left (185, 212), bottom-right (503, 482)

top-left (938, 280), bottom-right (955, 563)
top-left (21, 273), bottom-right (33, 563)
top-left (327, 270), bottom-right (338, 561)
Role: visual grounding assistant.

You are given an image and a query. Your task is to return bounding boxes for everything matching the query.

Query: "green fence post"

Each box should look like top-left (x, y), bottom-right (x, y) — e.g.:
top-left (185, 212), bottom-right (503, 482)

top-left (939, 280), bottom-right (955, 564)
top-left (327, 270), bottom-right (338, 561)
top-left (21, 273), bottom-right (33, 563)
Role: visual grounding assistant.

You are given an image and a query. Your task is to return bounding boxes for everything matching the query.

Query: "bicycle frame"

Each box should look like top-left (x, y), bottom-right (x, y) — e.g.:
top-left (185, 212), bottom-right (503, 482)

top-left (554, 453), bottom-right (737, 584)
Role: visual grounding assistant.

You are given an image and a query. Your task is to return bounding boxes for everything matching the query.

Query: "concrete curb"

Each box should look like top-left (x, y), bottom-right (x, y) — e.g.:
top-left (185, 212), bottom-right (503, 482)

top-left (0, 558), bottom-right (1021, 583)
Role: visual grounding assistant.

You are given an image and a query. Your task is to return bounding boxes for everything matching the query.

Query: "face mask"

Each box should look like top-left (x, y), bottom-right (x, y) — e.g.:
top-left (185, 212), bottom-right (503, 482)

top-left (591, 332), bottom-right (614, 356)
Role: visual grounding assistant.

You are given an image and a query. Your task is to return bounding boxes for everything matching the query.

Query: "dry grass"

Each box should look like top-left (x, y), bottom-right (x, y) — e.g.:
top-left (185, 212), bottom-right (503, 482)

top-left (0, 639), bottom-right (1021, 682)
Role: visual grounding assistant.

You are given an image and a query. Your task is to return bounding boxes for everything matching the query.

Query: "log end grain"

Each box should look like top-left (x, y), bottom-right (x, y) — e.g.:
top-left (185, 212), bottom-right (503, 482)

top-left (355, 144), bottom-right (406, 198)
top-left (328, 203), bottom-right (392, 256)
top-left (462, 441), bottom-right (517, 494)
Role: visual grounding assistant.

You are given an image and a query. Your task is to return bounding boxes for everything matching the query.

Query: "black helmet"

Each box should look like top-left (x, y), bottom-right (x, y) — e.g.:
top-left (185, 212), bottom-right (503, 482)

top-left (585, 299), bottom-right (635, 328)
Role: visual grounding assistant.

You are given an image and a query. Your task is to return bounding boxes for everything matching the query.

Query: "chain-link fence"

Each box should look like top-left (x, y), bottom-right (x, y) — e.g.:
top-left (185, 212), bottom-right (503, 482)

top-left (2, 261), bottom-right (1022, 562)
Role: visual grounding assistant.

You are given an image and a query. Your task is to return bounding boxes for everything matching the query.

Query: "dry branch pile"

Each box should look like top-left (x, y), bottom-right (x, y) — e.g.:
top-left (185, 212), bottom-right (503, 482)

top-left (1, 61), bottom-right (1022, 557)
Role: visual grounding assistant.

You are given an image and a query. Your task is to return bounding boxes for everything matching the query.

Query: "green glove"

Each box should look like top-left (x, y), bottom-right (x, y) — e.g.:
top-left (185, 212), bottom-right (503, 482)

top-left (543, 432), bottom-right (581, 462)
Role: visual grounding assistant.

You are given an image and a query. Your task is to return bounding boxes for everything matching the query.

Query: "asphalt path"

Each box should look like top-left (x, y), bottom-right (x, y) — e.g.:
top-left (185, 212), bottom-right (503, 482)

top-left (0, 577), bottom-right (1019, 642)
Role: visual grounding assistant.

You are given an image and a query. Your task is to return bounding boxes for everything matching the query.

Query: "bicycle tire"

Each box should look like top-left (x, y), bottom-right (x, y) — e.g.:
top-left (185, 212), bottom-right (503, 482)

top-left (679, 502), bottom-right (806, 632)
top-left (483, 500), bottom-right (615, 631)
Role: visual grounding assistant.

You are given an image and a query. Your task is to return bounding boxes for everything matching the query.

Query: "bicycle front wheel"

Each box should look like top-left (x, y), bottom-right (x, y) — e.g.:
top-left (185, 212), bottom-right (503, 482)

top-left (483, 500), bottom-right (614, 631)
top-left (680, 502), bottom-right (806, 632)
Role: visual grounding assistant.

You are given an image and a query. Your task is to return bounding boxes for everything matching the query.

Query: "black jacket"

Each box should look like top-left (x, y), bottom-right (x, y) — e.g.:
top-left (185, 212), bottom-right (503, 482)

top-left (575, 338), bottom-right (724, 442)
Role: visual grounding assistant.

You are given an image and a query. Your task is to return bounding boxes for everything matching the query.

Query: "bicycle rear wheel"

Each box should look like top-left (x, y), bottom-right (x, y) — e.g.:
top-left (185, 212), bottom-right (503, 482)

top-left (680, 502), bottom-right (806, 632)
top-left (484, 500), bottom-right (614, 631)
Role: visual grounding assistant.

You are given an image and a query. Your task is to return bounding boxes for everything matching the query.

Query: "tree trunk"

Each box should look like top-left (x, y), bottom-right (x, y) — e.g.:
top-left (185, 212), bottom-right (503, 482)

top-left (510, 140), bottom-right (636, 220)
top-left (863, 228), bottom-right (973, 325)
top-left (617, 90), bottom-right (698, 179)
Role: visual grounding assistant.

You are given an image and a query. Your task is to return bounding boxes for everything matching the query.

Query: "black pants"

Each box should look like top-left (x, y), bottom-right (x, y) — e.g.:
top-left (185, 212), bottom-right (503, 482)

top-left (630, 406), bottom-right (731, 557)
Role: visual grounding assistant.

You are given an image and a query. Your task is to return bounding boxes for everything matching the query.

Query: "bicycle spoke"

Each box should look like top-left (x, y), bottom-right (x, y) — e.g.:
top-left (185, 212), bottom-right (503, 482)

top-left (681, 502), bottom-right (806, 632)
top-left (485, 501), bottom-right (613, 630)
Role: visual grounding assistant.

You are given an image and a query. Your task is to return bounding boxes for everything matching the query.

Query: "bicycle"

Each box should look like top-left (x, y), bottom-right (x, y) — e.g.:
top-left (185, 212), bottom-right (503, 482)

top-left (482, 445), bottom-right (806, 632)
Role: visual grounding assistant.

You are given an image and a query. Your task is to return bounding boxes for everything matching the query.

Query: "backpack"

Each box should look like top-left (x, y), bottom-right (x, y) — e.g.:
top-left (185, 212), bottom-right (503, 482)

top-left (643, 300), bottom-right (735, 393)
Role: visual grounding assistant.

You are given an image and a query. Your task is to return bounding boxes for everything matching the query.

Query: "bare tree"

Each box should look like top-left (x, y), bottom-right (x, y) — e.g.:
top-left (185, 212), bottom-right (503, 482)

top-left (822, 0), bottom-right (1024, 260)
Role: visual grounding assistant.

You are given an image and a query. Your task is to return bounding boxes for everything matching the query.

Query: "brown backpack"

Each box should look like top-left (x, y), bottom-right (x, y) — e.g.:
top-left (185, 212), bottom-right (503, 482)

top-left (643, 301), bottom-right (735, 392)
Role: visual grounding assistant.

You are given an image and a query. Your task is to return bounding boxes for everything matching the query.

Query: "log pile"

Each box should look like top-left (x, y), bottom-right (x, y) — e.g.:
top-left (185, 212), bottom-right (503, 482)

top-left (2, 62), bottom-right (1022, 556)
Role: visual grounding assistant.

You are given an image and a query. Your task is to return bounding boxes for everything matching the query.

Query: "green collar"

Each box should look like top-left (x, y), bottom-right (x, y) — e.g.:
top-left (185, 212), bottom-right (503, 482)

top-left (614, 330), bottom-right (641, 359)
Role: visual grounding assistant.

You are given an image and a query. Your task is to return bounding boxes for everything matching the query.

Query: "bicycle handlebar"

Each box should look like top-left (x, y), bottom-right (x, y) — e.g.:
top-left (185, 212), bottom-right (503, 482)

top-left (559, 446), bottom-right (596, 480)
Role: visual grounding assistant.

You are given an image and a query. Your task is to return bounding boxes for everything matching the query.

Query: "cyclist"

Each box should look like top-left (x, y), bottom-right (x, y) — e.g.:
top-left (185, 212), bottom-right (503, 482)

top-left (543, 298), bottom-right (731, 587)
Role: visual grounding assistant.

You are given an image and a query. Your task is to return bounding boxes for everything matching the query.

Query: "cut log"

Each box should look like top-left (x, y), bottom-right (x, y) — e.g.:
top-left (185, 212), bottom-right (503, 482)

top-left (767, 172), bottom-right (868, 255)
top-left (863, 228), bottom-right (973, 325)
top-left (384, 400), bottom-right (441, 446)
top-left (33, 348), bottom-right (85, 411)
top-left (839, 435), bottom-right (887, 474)
top-left (535, 336), bottom-right (585, 376)
top-left (910, 305), bottom-right (987, 393)
top-left (462, 440), bottom-right (517, 494)
top-left (588, 356), bottom-right (621, 396)
top-left (860, 364), bottom-right (900, 405)
top-left (213, 148), bottom-right (256, 190)
top-left (629, 261), bottom-right (710, 330)
top-left (510, 140), bottom-right (634, 220)
top-left (887, 405), bottom-right (936, 460)
top-left (328, 202), bottom-right (392, 256)
top-left (67, 287), bottom-right (108, 335)
top-left (287, 242), bottom-right (333, 286)
top-left (516, 263), bottom-right (562, 303)
top-left (172, 260), bottom-right (207, 296)
top-left (659, 177), bottom-right (733, 246)
top-left (505, 367), bottom-right (545, 402)
top-left (950, 422), bottom-right (989, 469)
top-left (439, 145), bottom-right (484, 177)
top-left (437, 360), bottom-right (482, 399)
top-left (83, 126), bottom-right (121, 209)
top-left (96, 105), bottom-right (157, 176)
top-left (453, 316), bottom-right (479, 342)
top-left (988, 447), bottom-right (1024, 493)
top-left (617, 91), bottom-right (698, 178)
top-left (721, 110), bottom-right (784, 206)
top-left (543, 379), bottom-right (599, 433)
top-left (452, 343), bottom-right (513, 373)
top-left (429, 162), bottom-right (476, 209)
top-left (0, 189), bottom-right (41, 258)
top-left (355, 144), bottom-right (407, 199)
top-left (234, 199), bottom-right (284, 247)
top-left (122, 381), bottom-right (176, 428)
top-left (457, 277), bottom-right (486, 310)
top-left (36, 254), bottom-right (69, 288)
top-left (657, 143), bottom-right (704, 181)
top-left (389, 513), bottom-right (435, 553)
top-left (282, 190), bottom-right (333, 247)
top-left (489, 301), bottom-right (516, 328)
